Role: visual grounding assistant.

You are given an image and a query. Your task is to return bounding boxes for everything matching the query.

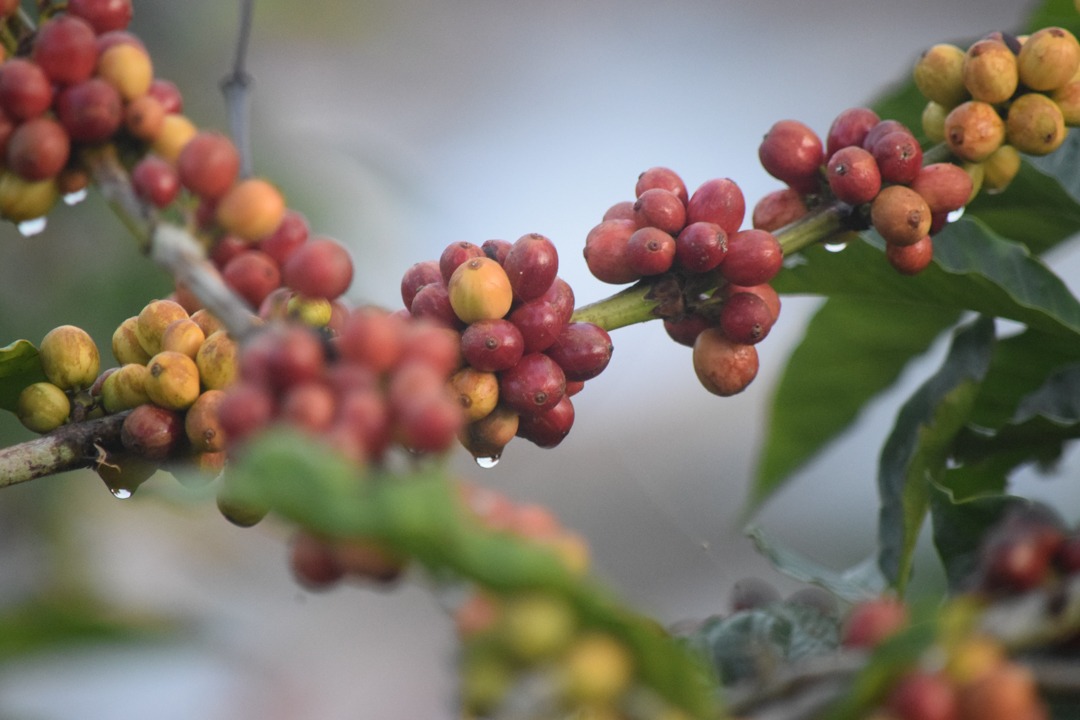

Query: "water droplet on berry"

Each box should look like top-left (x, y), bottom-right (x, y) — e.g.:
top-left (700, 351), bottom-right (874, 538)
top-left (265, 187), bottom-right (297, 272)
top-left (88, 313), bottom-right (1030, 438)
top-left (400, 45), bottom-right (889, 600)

top-left (947, 206), bottom-right (965, 222)
top-left (109, 486), bottom-right (134, 500)
top-left (824, 241), bottom-right (848, 253)
top-left (63, 189), bottom-right (88, 206)
top-left (474, 454), bottom-right (501, 469)
top-left (17, 217), bottom-right (47, 236)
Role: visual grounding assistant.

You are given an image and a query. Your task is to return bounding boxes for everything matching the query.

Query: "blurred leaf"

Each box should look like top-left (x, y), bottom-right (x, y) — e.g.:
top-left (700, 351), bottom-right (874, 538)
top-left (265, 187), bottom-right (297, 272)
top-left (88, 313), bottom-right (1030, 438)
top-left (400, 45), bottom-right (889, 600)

top-left (747, 525), bottom-right (884, 603)
top-left (1025, 0), bottom-right (1080, 35)
top-left (0, 340), bottom-right (44, 413)
top-left (929, 483), bottom-right (1026, 593)
top-left (0, 595), bottom-right (171, 664)
top-left (871, 74), bottom-right (928, 143)
top-left (878, 318), bottom-right (995, 593)
top-left (693, 602), bottom-right (840, 686)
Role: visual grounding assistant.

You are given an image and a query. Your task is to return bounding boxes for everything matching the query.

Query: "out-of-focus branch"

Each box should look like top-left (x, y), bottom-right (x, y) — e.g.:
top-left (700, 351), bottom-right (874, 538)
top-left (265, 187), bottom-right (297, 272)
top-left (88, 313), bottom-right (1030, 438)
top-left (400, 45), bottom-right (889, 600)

top-left (221, 0), bottom-right (256, 178)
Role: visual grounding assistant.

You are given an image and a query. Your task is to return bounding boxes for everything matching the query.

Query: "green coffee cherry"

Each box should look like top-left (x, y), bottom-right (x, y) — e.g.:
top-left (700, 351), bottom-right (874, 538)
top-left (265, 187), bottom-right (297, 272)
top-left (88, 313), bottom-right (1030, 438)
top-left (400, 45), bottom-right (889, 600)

top-left (16, 381), bottom-right (70, 433)
top-left (39, 324), bottom-right (100, 391)
top-left (921, 101), bottom-right (948, 142)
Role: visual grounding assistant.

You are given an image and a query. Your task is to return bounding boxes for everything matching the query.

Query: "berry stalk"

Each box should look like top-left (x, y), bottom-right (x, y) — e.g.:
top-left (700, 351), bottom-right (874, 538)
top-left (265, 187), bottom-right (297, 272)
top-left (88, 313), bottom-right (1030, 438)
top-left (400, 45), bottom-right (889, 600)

top-left (0, 410), bottom-right (127, 487)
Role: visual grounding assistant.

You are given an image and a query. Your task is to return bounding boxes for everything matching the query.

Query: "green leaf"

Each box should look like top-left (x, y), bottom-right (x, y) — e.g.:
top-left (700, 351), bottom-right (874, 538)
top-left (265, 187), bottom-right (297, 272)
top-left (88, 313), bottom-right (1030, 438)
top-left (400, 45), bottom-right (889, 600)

top-left (965, 147), bottom-right (1080, 255)
top-left (1024, 0), bottom-right (1080, 36)
top-left (929, 483), bottom-right (1025, 593)
top-left (0, 340), bottom-right (44, 413)
top-left (751, 296), bottom-right (957, 511)
top-left (746, 525), bottom-right (884, 603)
top-left (776, 219), bottom-right (1080, 338)
top-left (877, 317), bottom-right (995, 593)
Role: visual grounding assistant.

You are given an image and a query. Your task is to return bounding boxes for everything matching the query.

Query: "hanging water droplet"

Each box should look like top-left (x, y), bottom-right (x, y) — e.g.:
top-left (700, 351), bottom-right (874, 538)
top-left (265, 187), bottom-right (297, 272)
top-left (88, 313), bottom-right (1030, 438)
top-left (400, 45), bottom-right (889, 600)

top-left (474, 454), bottom-right (500, 469)
top-left (945, 455), bottom-right (961, 470)
top-left (947, 206), bottom-right (965, 223)
top-left (63, 189), bottom-right (88, 206)
top-left (109, 486), bottom-right (133, 500)
top-left (17, 217), bottom-right (47, 236)
top-left (824, 241), bottom-right (847, 253)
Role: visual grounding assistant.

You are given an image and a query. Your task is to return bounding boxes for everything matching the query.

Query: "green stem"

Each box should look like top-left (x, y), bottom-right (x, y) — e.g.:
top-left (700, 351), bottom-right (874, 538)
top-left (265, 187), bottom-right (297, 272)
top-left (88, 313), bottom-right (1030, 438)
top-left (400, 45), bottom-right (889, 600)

top-left (570, 279), bottom-right (662, 330)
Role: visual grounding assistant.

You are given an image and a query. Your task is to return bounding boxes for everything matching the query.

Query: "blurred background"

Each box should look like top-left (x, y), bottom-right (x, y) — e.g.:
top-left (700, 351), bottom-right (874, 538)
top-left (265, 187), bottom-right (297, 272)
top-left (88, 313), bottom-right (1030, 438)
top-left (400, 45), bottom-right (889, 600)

top-left (0, 1), bottom-right (1071, 718)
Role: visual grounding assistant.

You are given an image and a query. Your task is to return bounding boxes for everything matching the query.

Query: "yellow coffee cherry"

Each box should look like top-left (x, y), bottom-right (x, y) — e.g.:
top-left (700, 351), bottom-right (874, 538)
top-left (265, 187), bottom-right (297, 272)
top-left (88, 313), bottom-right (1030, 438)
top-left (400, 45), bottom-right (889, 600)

top-left (559, 632), bottom-right (635, 705)
top-left (136, 299), bottom-right (189, 357)
top-left (144, 351), bottom-right (201, 410)
top-left (195, 330), bottom-right (238, 390)
top-left (101, 363), bottom-right (151, 413)
top-left (16, 381), bottom-right (69, 433)
top-left (160, 318), bottom-right (206, 359)
top-left (1051, 80), bottom-right (1080, 125)
top-left (913, 43), bottom-right (969, 108)
top-left (190, 309), bottom-right (226, 338)
top-left (287, 294), bottom-right (333, 327)
top-left (185, 388), bottom-right (227, 453)
top-left (982, 144), bottom-right (1022, 193)
top-left (449, 367), bottom-right (499, 423)
top-left (498, 592), bottom-right (577, 662)
top-left (448, 257), bottom-right (514, 324)
top-left (962, 39), bottom-right (1019, 104)
top-left (150, 114), bottom-right (197, 163)
top-left (215, 178), bottom-right (286, 241)
top-left (0, 172), bottom-right (59, 222)
top-left (1007, 92), bottom-right (1067, 155)
top-left (458, 405), bottom-right (519, 460)
top-left (39, 325), bottom-right (100, 391)
top-left (112, 316), bottom-right (152, 365)
top-left (1017, 26), bottom-right (1080, 91)
top-left (96, 43), bottom-right (153, 100)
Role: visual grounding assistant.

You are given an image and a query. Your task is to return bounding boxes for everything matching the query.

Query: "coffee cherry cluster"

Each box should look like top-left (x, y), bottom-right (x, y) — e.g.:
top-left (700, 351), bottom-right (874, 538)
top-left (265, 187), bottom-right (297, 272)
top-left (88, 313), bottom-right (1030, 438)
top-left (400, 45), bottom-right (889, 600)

top-left (967, 504), bottom-right (1080, 598)
top-left (401, 234), bottom-right (613, 460)
top-left (756, 111), bottom-right (973, 276)
top-left (916, 27), bottom-right (1080, 179)
top-left (15, 323), bottom-right (100, 432)
top-left (0, 0), bottom-right (160, 221)
top-left (586, 168), bottom-right (783, 398)
top-left (841, 597), bottom-right (1048, 720)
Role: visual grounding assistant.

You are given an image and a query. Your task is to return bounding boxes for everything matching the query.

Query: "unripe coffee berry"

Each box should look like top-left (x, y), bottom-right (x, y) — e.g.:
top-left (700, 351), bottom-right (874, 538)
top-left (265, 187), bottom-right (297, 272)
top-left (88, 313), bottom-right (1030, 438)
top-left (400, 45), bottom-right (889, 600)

top-left (692, 328), bottom-right (758, 396)
top-left (1017, 27), bottom-right (1080, 91)
top-left (96, 43), bottom-right (153, 100)
top-left (101, 362), bottom-right (151, 412)
top-left (944, 101), bottom-right (1006, 162)
top-left (962, 39), bottom-right (1019, 104)
top-left (216, 178), bottom-right (286, 241)
top-left (871, 186), bottom-right (933, 247)
top-left (913, 43), bottom-right (969, 108)
top-left (1006, 92), bottom-right (1066, 156)
top-left (144, 350), bottom-right (201, 410)
top-left (16, 381), bottom-right (70, 433)
top-left (39, 324), bottom-right (100, 391)
top-left (448, 257), bottom-right (514, 324)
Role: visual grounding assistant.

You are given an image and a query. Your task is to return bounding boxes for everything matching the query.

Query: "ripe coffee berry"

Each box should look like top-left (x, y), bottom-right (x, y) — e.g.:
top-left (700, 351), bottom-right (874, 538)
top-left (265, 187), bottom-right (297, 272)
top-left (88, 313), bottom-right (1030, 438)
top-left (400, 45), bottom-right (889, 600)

top-left (68, 0), bottom-right (134, 34)
top-left (503, 233), bottom-right (559, 301)
top-left (626, 226), bottom-right (676, 276)
top-left (0, 59), bottom-right (54, 120)
top-left (223, 250), bottom-right (282, 308)
top-left (282, 237), bottom-right (354, 300)
top-left (721, 229), bottom-right (782, 286)
top-left (675, 221), bottom-right (727, 273)
top-left (583, 219), bottom-right (638, 284)
top-left (692, 328), bottom-right (758, 397)
top-left (886, 236), bottom-right (934, 275)
top-left (6, 117), bottom-right (71, 181)
top-left (870, 130), bottom-right (923, 185)
top-left (400, 260), bottom-right (443, 309)
top-left (544, 322), bottom-right (613, 382)
top-left (635, 166), bottom-right (688, 204)
top-left (178, 132), bottom-right (241, 200)
top-left (825, 146), bottom-right (881, 205)
top-left (751, 188), bottom-right (808, 232)
top-left (871, 185), bottom-right (933, 247)
top-left (516, 395), bottom-right (575, 448)
top-left (825, 107), bottom-right (880, 159)
top-left (440, 241), bottom-right (486, 284)
top-left (632, 188), bottom-right (687, 235)
top-left (719, 292), bottom-right (774, 345)
top-left (686, 178), bottom-right (745, 236)
top-left (460, 318), bottom-right (525, 372)
top-left (758, 119), bottom-right (824, 192)
top-left (55, 78), bottom-right (123, 142)
top-left (499, 352), bottom-right (566, 414)
top-left (32, 15), bottom-right (99, 86)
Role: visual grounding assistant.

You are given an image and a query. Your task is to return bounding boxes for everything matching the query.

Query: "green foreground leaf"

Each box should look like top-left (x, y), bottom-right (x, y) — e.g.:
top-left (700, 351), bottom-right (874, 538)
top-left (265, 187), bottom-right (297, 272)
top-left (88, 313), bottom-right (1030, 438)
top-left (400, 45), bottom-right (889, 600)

top-left (0, 340), bottom-right (44, 414)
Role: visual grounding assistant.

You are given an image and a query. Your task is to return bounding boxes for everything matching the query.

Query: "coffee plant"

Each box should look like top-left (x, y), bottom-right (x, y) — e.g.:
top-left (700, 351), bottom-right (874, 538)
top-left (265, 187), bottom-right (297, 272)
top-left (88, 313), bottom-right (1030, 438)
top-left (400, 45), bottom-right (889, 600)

top-left (4, 0), bottom-right (1080, 717)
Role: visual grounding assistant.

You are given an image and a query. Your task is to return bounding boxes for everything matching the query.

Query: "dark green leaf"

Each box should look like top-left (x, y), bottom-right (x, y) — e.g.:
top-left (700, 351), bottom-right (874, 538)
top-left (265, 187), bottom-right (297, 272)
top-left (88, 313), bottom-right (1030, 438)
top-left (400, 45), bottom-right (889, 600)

top-left (878, 318), bottom-right (995, 592)
top-left (746, 525), bottom-right (884, 603)
top-left (0, 339), bottom-right (44, 413)
top-left (751, 296), bottom-right (957, 511)
top-left (929, 483), bottom-right (1025, 592)
top-left (1024, 0), bottom-right (1080, 36)
top-left (776, 220), bottom-right (1080, 338)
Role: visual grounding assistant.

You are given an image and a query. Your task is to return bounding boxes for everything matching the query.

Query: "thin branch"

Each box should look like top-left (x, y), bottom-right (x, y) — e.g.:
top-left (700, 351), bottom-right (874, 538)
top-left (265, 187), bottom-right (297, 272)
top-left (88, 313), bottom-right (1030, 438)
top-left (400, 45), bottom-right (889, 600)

top-left (0, 412), bottom-right (127, 488)
top-left (221, 0), bottom-right (257, 178)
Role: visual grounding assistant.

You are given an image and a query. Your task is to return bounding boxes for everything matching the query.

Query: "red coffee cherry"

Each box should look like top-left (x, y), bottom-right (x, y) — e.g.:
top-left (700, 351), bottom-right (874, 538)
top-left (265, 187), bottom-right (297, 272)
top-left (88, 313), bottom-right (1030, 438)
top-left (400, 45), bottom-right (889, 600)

top-left (258, 209), bottom-right (310, 266)
top-left (692, 328), bottom-right (758, 396)
top-left (68, 0), bottom-right (134, 33)
top-left (120, 403), bottom-right (184, 461)
top-left (32, 15), bottom-right (99, 86)
top-left (635, 166), bottom-right (688, 204)
top-left (516, 395), bottom-right (575, 448)
top-left (6, 117), bottom-right (71, 181)
top-left (439, 241), bottom-right (486, 284)
top-left (223, 250), bottom-right (282, 309)
top-left (0, 59), bottom-right (54, 120)
top-left (499, 353), bottom-right (566, 415)
top-left (885, 671), bottom-right (959, 720)
top-left (886, 236), bottom-right (934, 275)
top-left (686, 178), bottom-right (745, 236)
top-left (911, 163), bottom-right (973, 215)
top-left (131, 155), bottom-right (180, 208)
top-left (583, 219), bottom-right (639, 285)
top-left (840, 596), bottom-right (908, 648)
top-left (400, 260), bottom-right (443, 310)
top-left (545, 322), bottom-right (613, 382)
top-left (626, 226), bottom-right (676, 276)
top-left (758, 119), bottom-right (824, 193)
top-left (503, 232), bottom-right (559, 301)
top-left (55, 77), bottom-right (123, 142)
top-left (461, 318), bottom-right (525, 372)
top-left (719, 292), bottom-right (775, 345)
top-left (751, 188), bottom-right (808, 232)
top-left (633, 187), bottom-right (687, 235)
top-left (721, 229), bottom-right (783, 286)
top-left (177, 131), bottom-right (241, 200)
top-left (481, 238), bottom-right (512, 265)
top-left (826, 107), bottom-right (880, 159)
top-left (826, 146), bottom-right (881, 205)
top-left (282, 237), bottom-right (354, 300)
top-left (675, 221), bottom-right (728, 273)
top-left (870, 130), bottom-right (923, 185)
top-left (663, 313), bottom-right (710, 347)
top-left (147, 78), bottom-right (183, 114)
